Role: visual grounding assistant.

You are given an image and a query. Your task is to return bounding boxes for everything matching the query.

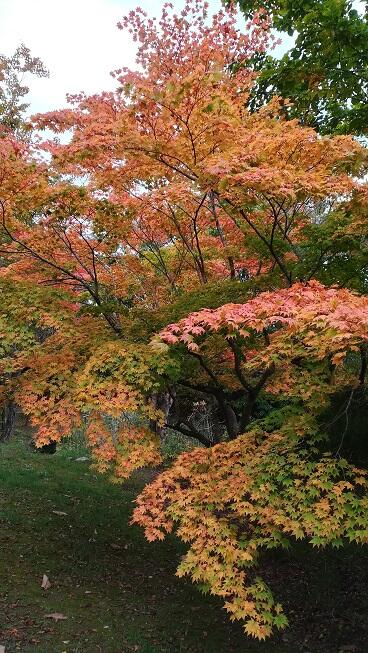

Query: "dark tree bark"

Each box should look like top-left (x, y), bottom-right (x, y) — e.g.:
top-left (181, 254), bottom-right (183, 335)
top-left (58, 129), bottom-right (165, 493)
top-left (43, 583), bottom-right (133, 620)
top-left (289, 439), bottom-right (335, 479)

top-left (0, 400), bottom-right (15, 442)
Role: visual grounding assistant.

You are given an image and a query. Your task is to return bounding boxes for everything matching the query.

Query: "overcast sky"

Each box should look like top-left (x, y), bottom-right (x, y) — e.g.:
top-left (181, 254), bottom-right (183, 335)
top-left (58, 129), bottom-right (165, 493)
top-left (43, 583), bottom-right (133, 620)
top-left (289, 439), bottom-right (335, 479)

top-left (0, 0), bottom-right (286, 117)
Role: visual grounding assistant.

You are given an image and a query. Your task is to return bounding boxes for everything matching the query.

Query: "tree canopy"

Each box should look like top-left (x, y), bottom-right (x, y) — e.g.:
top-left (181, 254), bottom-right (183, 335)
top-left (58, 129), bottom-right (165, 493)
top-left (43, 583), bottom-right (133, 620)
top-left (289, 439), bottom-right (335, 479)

top-left (232, 0), bottom-right (368, 134)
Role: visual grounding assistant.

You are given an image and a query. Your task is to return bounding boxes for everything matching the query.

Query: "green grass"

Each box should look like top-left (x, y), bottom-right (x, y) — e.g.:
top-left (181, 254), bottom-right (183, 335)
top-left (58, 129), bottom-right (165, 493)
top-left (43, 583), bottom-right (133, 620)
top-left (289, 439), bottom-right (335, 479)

top-left (1, 432), bottom-right (368, 653)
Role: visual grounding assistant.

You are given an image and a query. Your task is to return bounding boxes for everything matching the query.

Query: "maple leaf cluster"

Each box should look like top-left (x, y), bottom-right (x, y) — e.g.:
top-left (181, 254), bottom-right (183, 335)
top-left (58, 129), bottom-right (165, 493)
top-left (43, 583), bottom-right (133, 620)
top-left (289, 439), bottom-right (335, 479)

top-left (133, 419), bottom-right (368, 639)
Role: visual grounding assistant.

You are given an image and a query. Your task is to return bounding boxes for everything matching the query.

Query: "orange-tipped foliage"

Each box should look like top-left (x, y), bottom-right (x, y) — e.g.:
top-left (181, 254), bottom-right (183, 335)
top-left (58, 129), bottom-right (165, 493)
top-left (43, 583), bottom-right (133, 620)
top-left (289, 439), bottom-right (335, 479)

top-left (133, 281), bottom-right (368, 636)
top-left (133, 420), bottom-right (368, 639)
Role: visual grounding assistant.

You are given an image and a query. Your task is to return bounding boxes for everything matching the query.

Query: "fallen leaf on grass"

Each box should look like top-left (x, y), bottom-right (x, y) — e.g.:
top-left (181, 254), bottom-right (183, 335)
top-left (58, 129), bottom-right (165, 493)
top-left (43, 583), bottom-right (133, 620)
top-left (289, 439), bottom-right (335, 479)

top-left (52, 510), bottom-right (68, 516)
top-left (41, 574), bottom-right (51, 590)
top-left (45, 613), bottom-right (67, 622)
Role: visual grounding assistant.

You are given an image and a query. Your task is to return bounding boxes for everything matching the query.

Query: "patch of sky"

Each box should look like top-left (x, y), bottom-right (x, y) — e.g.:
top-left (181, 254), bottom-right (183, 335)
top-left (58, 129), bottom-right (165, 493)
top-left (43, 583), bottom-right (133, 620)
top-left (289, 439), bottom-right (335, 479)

top-left (0, 0), bottom-right (296, 119)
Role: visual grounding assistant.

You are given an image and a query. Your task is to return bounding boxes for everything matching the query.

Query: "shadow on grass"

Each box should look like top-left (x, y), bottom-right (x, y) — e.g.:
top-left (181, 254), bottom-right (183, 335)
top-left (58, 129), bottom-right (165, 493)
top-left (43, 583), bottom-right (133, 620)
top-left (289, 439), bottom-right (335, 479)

top-left (0, 433), bottom-right (368, 653)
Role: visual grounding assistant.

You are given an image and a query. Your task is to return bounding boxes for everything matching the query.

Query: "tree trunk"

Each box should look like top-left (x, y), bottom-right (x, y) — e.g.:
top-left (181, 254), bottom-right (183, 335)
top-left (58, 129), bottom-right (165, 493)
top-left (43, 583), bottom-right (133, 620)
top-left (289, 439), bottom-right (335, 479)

top-left (0, 400), bottom-right (15, 442)
top-left (150, 391), bottom-right (174, 437)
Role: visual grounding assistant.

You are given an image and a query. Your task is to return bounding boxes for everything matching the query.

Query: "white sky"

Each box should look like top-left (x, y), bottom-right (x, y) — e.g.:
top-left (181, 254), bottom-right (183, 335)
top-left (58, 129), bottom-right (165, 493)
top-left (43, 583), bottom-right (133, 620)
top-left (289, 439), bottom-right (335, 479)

top-left (0, 0), bottom-right (287, 117)
top-left (0, 0), bottom-right (220, 115)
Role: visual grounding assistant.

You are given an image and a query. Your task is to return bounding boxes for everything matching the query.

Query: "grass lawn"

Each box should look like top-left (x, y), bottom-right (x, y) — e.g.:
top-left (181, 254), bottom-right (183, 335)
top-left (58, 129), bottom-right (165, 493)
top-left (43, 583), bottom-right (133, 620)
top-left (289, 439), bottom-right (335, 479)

top-left (1, 431), bottom-right (368, 653)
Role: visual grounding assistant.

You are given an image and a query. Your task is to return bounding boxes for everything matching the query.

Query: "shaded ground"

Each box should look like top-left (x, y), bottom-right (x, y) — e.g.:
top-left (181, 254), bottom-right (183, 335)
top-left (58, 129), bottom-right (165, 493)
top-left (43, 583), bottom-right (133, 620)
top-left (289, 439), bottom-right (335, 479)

top-left (0, 432), bottom-right (368, 653)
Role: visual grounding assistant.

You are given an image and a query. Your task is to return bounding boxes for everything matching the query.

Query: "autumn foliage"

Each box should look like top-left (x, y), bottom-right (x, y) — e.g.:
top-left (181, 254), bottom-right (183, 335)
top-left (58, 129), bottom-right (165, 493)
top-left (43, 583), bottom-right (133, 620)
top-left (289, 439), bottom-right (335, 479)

top-left (1, 1), bottom-right (368, 640)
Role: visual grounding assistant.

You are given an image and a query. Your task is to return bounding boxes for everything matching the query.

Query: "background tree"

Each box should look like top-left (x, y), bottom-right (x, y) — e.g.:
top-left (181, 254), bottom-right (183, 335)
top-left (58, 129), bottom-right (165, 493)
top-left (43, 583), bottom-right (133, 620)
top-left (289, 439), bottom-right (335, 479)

top-left (231, 0), bottom-right (368, 134)
top-left (0, 44), bottom-right (48, 438)
top-left (0, 44), bottom-right (48, 135)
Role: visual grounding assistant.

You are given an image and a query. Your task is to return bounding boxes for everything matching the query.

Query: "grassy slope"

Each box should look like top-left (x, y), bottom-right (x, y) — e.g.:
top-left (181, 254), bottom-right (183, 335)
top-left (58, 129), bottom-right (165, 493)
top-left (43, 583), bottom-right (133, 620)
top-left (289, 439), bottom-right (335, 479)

top-left (1, 433), bottom-right (368, 653)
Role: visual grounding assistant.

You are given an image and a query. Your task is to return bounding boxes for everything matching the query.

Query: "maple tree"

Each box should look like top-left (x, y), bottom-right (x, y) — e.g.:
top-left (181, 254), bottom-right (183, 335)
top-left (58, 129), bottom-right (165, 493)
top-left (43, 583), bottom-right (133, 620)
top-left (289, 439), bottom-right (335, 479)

top-left (133, 281), bottom-right (368, 638)
top-left (1, 0), bottom-right (368, 639)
